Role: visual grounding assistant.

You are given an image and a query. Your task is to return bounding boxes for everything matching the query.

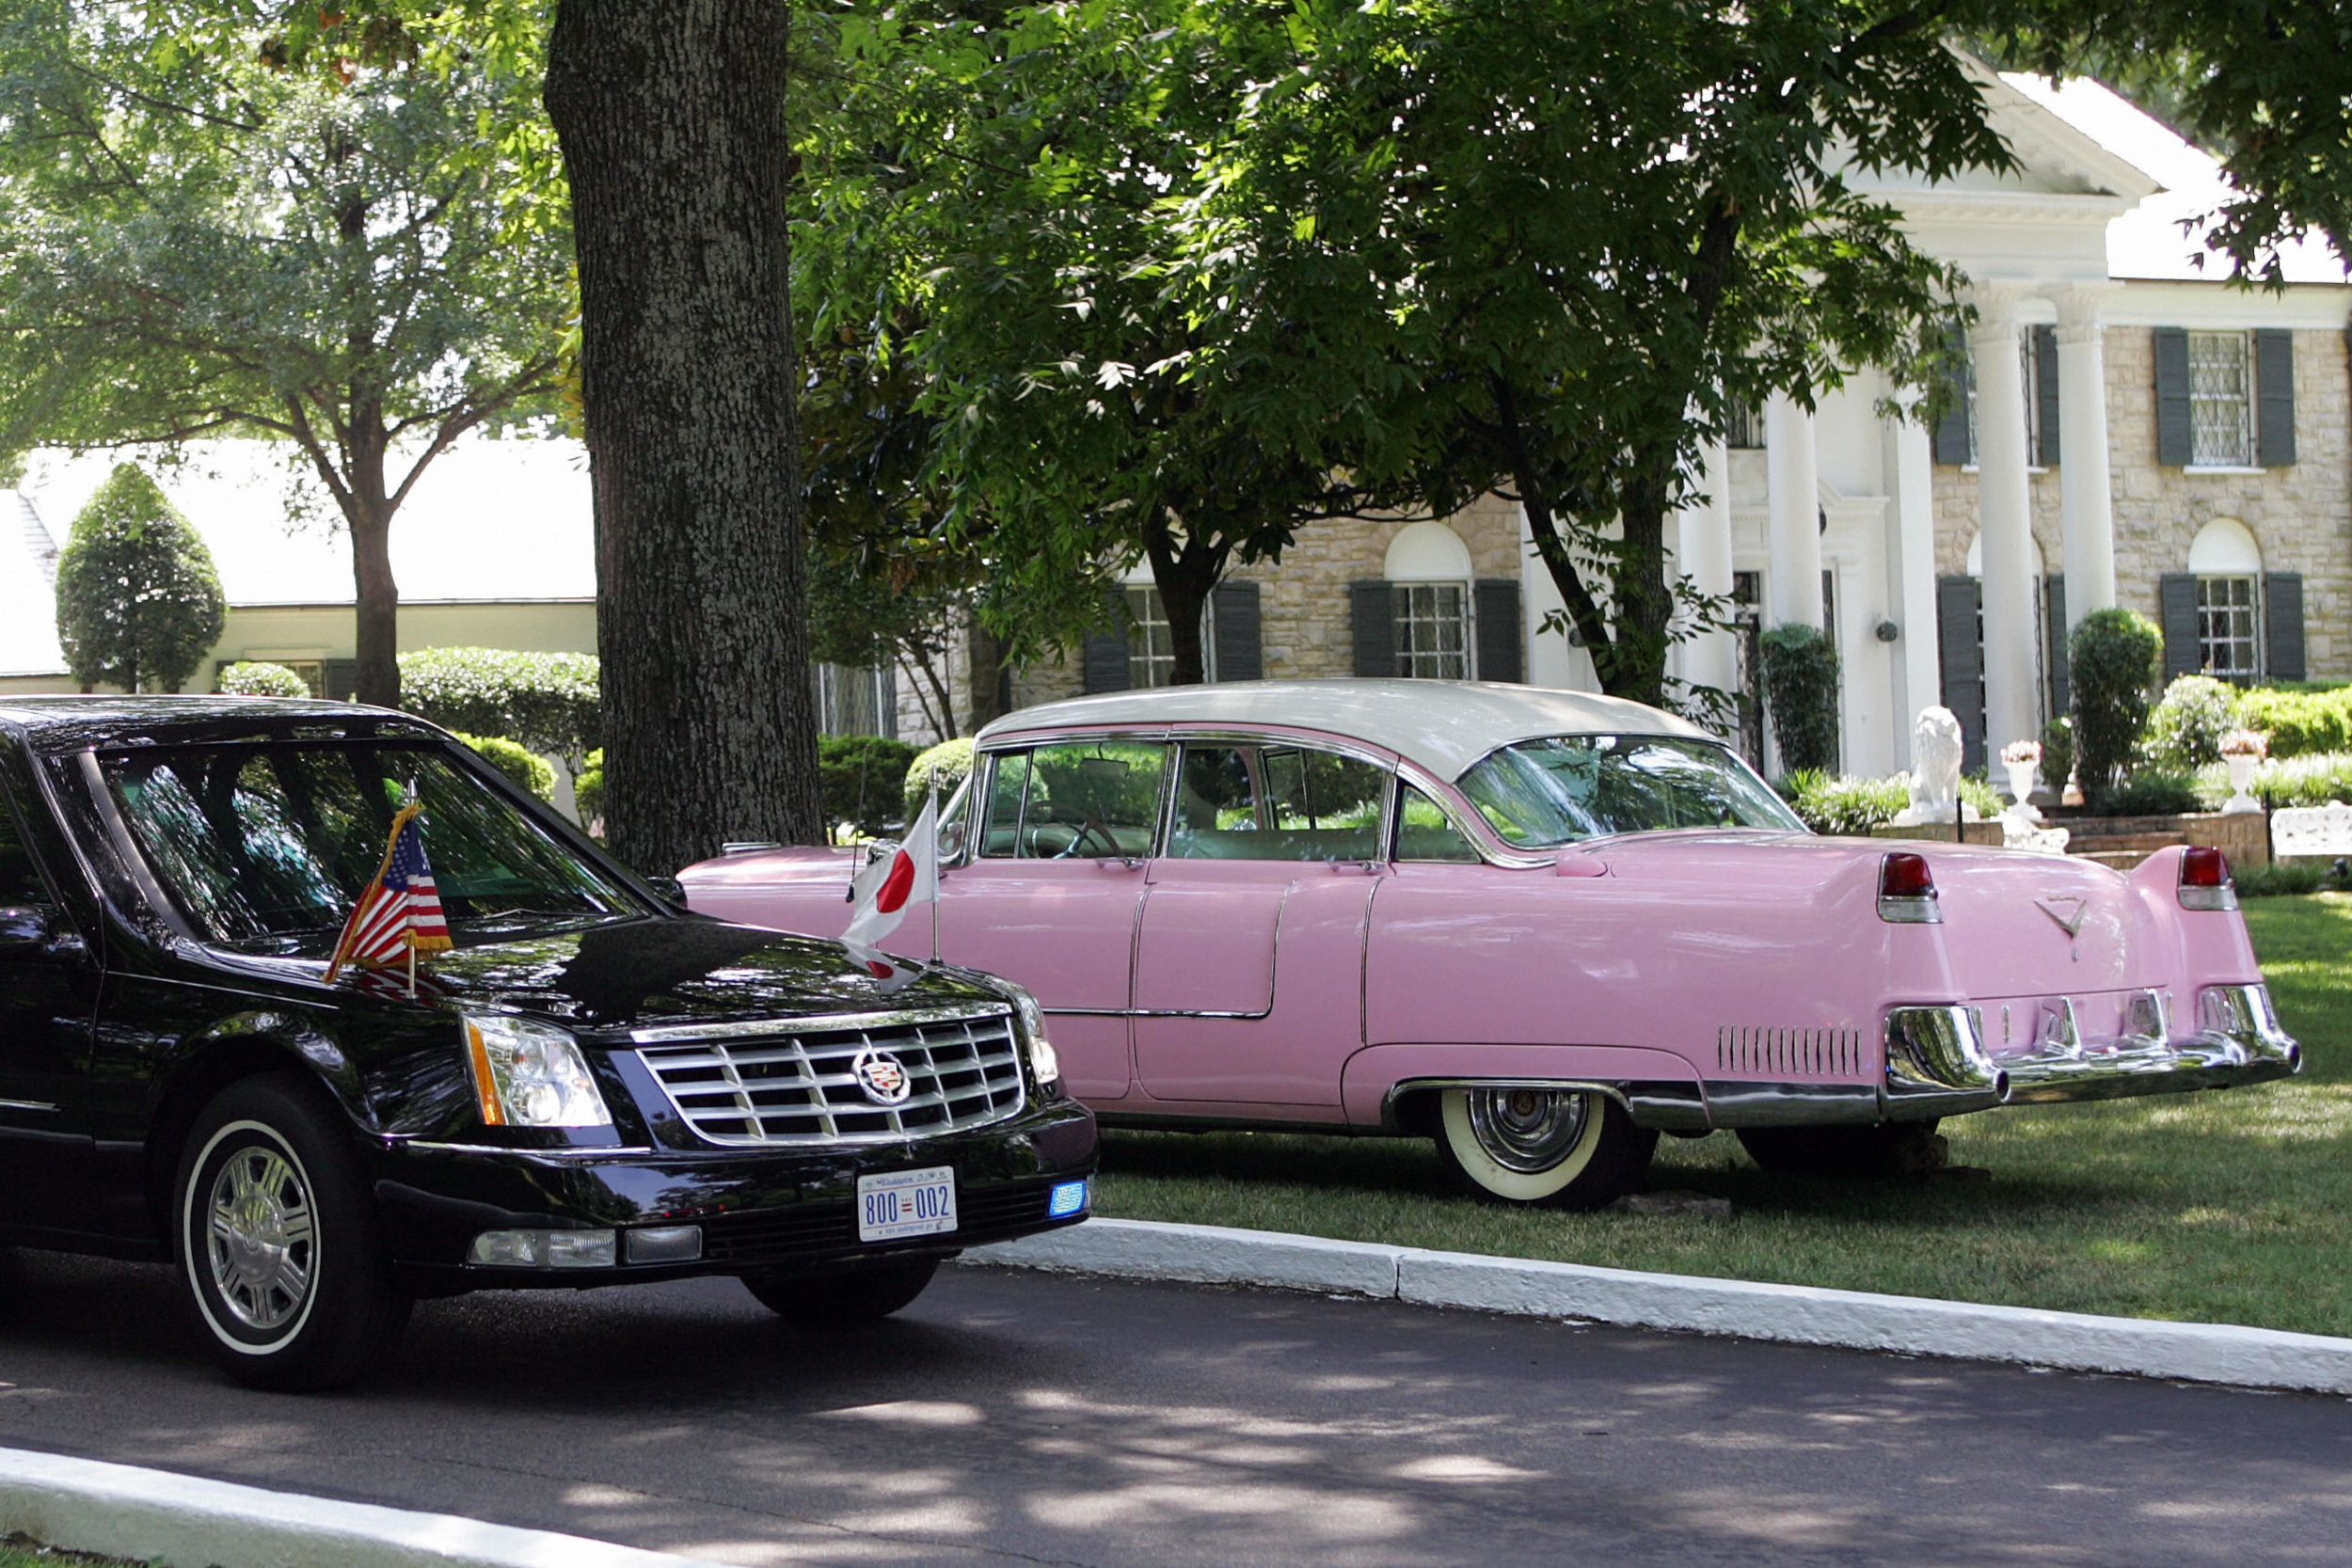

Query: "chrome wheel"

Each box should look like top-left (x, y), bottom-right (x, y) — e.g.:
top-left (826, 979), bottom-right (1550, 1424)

top-left (205, 1145), bottom-right (317, 1332)
top-left (1464, 1087), bottom-right (1591, 1173)
top-left (1435, 1085), bottom-right (1656, 1209)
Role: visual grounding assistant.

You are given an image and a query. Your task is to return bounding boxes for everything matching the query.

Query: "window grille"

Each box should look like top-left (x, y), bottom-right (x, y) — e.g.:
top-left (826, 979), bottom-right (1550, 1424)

top-left (1393, 582), bottom-right (1470, 678)
top-left (2188, 333), bottom-right (2255, 467)
top-left (2196, 576), bottom-right (2260, 679)
top-left (812, 662), bottom-right (897, 737)
top-left (1124, 586), bottom-right (1215, 687)
top-left (1726, 403), bottom-right (1765, 450)
top-left (1962, 329), bottom-right (2042, 465)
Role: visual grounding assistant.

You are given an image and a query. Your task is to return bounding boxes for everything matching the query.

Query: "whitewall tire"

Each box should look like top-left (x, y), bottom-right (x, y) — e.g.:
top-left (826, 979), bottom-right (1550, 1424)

top-left (1436, 1086), bottom-right (1657, 1210)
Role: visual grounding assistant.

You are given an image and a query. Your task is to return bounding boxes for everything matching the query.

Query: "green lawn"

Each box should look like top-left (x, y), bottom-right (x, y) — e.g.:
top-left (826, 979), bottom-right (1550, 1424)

top-left (0, 1541), bottom-right (146, 1567)
top-left (1093, 893), bottom-right (2352, 1337)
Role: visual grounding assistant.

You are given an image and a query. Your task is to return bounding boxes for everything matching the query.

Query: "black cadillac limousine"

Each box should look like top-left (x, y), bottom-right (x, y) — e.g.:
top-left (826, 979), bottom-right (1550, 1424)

top-left (0, 698), bottom-right (1095, 1389)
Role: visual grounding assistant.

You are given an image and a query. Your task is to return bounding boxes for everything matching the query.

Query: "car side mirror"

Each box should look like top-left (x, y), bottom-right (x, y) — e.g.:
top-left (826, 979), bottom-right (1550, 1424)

top-left (0, 905), bottom-right (82, 960)
top-left (645, 875), bottom-right (686, 906)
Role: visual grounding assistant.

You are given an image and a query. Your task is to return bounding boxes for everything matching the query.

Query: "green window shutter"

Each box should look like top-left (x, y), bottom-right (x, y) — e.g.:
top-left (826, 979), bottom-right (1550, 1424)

top-left (1473, 578), bottom-right (1522, 683)
top-left (2043, 574), bottom-right (2068, 719)
top-left (2265, 572), bottom-right (2306, 681)
top-left (1211, 579), bottom-right (1263, 683)
top-left (2256, 329), bottom-right (2296, 467)
top-left (2034, 325), bottom-right (2061, 465)
top-left (1081, 590), bottom-right (1130, 693)
top-left (2153, 327), bottom-right (2193, 466)
top-left (1935, 575), bottom-right (1985, 777)
top-left (1351, 580), bottom-right (1396, 677)
top-left (2158, 573), bottom-right (2201, 680)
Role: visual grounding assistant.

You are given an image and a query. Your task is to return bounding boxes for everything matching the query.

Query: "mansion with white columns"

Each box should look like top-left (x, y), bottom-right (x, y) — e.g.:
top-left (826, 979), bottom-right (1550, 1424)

top-left (1039, 66), bottom-right (2352, 784)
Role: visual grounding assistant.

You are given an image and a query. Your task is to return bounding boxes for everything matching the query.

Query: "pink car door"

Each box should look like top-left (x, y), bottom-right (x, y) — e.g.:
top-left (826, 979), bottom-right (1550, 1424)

top-left (1130, 740), bottom-right (1390, 1109)
top-left (935, 738), bottom-right (1168, 1102)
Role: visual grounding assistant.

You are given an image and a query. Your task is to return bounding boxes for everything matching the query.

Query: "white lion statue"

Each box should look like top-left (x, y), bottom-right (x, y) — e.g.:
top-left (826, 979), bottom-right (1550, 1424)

top-left (1890, 707), bottom-right (1976, 825)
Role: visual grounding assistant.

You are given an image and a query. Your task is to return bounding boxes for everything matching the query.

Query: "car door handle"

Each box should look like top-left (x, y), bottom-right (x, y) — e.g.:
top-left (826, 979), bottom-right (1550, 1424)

top-left (1097, 857), bottom-right (1145, 871)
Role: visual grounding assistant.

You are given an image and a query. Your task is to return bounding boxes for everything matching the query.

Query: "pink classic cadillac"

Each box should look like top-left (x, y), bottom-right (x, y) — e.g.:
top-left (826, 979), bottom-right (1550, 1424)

top-left (678, 680), bottom-right (2298, 1209)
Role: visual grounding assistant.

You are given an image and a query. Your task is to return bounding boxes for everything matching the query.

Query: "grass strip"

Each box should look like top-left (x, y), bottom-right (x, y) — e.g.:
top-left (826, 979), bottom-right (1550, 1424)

top-left (0, 1536), bottom-right (149, 1567)
top-left (1094, 893), bottom-right (2352, 1338)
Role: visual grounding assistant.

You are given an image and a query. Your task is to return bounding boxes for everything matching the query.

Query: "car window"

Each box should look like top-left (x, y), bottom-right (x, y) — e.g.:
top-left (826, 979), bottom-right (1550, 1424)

top-left (1458, 734), bottom-right (1805, 847)
top-left (0, 790), bottom-right (47, 905)
top-left (103, 742), bottom-right (644, 953)
top-left (1395, 784), bottom-right (1482, 863)
top-left (1174, 744), bottom-right (1389, 862)
top-left (980, 740), bottom-right (1166, 860)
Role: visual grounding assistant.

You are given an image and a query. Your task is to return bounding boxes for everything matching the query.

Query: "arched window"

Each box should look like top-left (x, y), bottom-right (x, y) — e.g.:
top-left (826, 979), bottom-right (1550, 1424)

top-left (2187, 518), bottom-right (2262, 678)
top-left (1383, 522), bottom-right (1474, 678)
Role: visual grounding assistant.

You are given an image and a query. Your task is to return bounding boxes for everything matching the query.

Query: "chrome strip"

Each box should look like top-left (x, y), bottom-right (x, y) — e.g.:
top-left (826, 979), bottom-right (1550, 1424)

top-left (402, 1140), bottom-right (658, 1156)
top-left (0, 1100), bottom-right (59, 1114)
top-left (627, 1005), bottom-right (1009, 1045)
top-left (1377, 1077), bottom-right (1712, 1134)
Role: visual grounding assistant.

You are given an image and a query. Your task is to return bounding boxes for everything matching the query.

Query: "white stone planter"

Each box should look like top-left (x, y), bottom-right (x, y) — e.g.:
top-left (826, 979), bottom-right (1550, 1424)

top-left (2005, 760), bottom-right (2038, 806)
top-left (2222, 752), bottom-right (2263, 816)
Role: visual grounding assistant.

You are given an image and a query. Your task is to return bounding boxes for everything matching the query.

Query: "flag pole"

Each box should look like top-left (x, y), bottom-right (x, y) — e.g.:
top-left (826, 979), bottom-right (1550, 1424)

top-left (405, 941), bottom-right (417, 1000)
top-left (929, 777), bottom-right (942, 963)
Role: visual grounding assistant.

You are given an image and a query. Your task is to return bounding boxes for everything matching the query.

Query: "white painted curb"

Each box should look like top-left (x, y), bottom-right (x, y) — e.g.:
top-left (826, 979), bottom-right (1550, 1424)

top-left (967, 1217), bottom-right (2352, 1395)
top-left (0, 1446), bottom-right (728, 1568)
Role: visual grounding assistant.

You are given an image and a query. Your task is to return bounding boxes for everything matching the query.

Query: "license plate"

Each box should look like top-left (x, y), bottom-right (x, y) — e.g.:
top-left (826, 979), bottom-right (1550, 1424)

top-left (857, 1166), bottom-right (958, 1243)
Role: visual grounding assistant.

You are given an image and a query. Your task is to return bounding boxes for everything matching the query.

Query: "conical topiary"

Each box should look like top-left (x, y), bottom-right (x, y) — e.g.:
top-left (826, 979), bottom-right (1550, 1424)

top-left (54, 464), bottom-right (226, 693)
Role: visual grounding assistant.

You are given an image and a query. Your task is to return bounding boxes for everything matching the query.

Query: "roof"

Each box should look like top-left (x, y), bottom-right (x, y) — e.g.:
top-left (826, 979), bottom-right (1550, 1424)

top-left (0, 695), bottom-right (438, 754)
top-left (2001, 71), bottom-right (2350, 285)
top-left (9, 435), bottom-right (595, 608)
top-left (976, 679), bottom-right (1705, 780)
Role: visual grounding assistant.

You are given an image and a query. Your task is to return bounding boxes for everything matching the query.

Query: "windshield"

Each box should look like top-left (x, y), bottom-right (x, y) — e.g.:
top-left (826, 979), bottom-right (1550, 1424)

top-left (102, 741), bottom-right (645, 955)
top-left (1457, 734), bottom-right (1805, 847)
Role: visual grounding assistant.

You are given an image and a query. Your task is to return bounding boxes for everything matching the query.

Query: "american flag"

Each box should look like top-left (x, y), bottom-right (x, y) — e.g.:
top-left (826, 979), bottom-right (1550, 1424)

top-left (325, 803), bottom-right (453, 981)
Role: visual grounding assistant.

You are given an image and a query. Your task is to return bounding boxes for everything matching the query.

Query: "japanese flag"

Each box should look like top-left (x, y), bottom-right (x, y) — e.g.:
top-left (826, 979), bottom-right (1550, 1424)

top-left (842, 796), bottom-right (939, 952)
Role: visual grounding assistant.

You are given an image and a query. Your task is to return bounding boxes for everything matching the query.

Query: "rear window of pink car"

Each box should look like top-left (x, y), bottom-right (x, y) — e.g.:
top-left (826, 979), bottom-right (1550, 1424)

top-left (1459, 735), bottom-right (1804, 847)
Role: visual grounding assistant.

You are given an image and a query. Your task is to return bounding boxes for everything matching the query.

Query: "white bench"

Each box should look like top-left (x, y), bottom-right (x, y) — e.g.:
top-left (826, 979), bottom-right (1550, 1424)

top-left (2271, 801), bottom-right (2352, 860)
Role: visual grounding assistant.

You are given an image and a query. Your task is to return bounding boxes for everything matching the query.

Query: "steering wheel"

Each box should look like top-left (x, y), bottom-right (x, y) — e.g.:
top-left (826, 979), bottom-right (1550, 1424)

top-left (1051, 818), bottom-right (1124, 859)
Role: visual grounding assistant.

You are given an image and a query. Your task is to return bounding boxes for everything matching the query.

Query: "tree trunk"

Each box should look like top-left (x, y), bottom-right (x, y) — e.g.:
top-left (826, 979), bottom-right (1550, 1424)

top-left (546, 0), bottom-right (821, 872)
top-left (345, 415), bottom-right (401, 709)
top-left (1604, 450), bottom-right (1676, 710)
top-left (1144, 518), bottom-right (1227, 686)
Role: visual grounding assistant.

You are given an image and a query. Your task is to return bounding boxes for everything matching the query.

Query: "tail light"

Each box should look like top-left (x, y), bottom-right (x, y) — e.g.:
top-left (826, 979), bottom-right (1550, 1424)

top-left (1878, 851), bottom-right (1940, 924)
top-left (2179, 846), bottom-right (2237, 911)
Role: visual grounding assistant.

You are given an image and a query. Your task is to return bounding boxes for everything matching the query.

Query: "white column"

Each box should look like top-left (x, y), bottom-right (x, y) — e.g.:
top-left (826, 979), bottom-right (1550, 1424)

top-left (1971, 288), bottom-right (2040, 763)
top-left (1764, 395), bottom-right (1823, 630)
top-left (1886, 396), bottom-right (1942, 771)
top-left (1677, 439), bottom-right (1738, 726)
top-left (2056, 283), bottom-right (2119, 627)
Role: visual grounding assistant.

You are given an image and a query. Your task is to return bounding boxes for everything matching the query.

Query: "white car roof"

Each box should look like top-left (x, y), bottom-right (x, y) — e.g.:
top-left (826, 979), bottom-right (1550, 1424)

top-left (974, 679), bottom-right (1708, 781)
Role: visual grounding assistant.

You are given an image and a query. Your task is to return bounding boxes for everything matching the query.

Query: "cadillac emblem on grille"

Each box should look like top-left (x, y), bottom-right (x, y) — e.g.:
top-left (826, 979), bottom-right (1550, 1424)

top-left (852, 1046), bottom-right (913, 1106)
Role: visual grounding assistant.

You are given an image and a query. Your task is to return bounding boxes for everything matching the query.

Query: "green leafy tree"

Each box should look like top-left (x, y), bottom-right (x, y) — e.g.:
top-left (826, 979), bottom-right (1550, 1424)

top-left (796, 0), bottom-right (1370, 686)
top-left (53, 463), bottom-right (226, 692)
top-left (1189, 0), bottom-right (2010, 712)
top-left (1760, 626), bottom-right (1843, 775)
top-left (2068, 608), bottom-right (2164, 800)
top-left (0, 3), bottom-right (570, 708)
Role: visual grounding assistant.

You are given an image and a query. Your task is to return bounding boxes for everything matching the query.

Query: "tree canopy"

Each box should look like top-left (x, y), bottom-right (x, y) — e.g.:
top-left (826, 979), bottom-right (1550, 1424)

top-left (0, 0), bottom-right (571, 706)
top-left (54, 461), bottom-right (226, 693)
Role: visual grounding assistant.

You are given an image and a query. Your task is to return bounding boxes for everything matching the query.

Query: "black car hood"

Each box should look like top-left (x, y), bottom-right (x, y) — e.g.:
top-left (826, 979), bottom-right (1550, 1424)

top-left (406, 916), bottom-right (1005, 1033)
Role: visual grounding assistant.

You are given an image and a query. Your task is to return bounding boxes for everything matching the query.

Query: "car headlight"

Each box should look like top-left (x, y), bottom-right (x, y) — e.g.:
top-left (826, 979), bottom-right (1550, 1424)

top-left (462, 1014), bottom-right (613, 1129)
top-left (1005, 984), bottom-right (1061, 1096)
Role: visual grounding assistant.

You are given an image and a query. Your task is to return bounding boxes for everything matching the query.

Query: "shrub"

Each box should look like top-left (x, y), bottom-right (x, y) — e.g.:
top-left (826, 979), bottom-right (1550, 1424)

top-left (1959, 774), bottom-right (2003, 818)
top-left (398, 647), bottom-right (602, 766)
top-left (903, 736), bottom-right (976, 820)
top-left (2040, 717), bottom-right (2074, 794)
top-left (451, 733), bottom-right (555, 801)
top-left (574, 749), bottom-right (604, 829)
top-left (1758, 624), bottom-right (1839, 773)
top-left (819, 734), bottom-right (919, 835)
top-left (2068, 609), bottom-right (2163, 798)
top-left (2247, 752), bottom-right (2352, 809)
top-left (1776, 770), bottom-right (1908, 836)
top-left (2234, 860), bottom-right (2347, 898)
top-left (2236, 687), bottom-right (2352, 759)
top-left (54, 463), bottom-right (226, 693)
top-left (2091, 769), bottom-right (2201, 816)
top-left (2145, 675), bottom-right (2241, 772)
top-left (216, 660), bottom-right (311, 698)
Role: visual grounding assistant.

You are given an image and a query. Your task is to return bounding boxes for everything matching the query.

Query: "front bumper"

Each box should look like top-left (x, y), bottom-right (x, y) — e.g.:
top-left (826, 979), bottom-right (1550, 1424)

top-left (367, 1098), bottom-right (1097, 1294)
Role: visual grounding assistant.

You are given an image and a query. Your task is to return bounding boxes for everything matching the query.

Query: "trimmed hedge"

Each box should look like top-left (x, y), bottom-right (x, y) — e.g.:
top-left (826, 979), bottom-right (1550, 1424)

top-left (453, 733), bottom-right (555, 801)
top-left (399, 647), bottom-right (601, 764)
top-left (821, 734), bottom-right (919, 835)
top-left (216, 660), bottom-right (312, 698)
top-left (2069, 609), bottom-right (2163, 797)
top-left (903, 736), bottom-right (976, 821)
top-left (2236, 687), bottom-right (2352, 759)
top-left (574, 750), bottom-right (604, 829)
top-left (1759, 625), bottom-right (1839, 773)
